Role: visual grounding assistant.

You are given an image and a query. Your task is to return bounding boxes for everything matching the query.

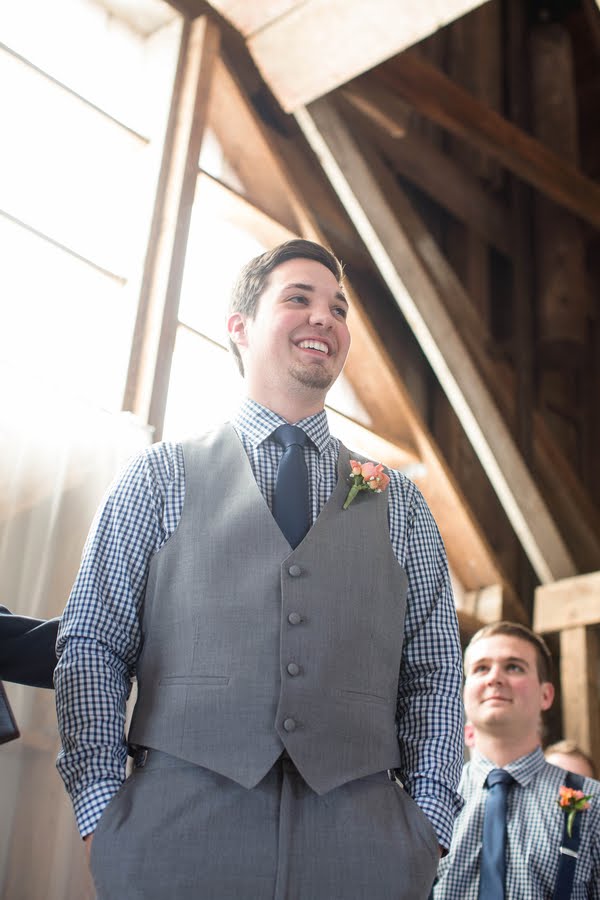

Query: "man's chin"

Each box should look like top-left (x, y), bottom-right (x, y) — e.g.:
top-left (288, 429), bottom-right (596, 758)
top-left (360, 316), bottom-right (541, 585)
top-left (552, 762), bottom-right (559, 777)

top-left (290, 364), bottom-right (334, 391)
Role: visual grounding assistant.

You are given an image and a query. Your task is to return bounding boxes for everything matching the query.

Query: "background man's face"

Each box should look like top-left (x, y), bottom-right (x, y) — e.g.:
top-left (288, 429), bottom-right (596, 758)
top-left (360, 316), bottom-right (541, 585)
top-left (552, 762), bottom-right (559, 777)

top-left (463, 634), bottom-right (554, 742)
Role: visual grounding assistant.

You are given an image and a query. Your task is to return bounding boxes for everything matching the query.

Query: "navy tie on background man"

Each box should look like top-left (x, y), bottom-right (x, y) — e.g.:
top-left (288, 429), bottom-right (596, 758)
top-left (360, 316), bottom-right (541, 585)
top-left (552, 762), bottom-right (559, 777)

top-left (272, 424), bottom-right (310, 549)
top-left (478, 768), bottom-right (515, 900)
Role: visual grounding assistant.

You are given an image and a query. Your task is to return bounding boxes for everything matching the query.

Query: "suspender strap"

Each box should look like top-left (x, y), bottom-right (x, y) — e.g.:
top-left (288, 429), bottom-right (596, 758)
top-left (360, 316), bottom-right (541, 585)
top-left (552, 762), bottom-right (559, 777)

top-left (552, 772), bottom-right (585, 900)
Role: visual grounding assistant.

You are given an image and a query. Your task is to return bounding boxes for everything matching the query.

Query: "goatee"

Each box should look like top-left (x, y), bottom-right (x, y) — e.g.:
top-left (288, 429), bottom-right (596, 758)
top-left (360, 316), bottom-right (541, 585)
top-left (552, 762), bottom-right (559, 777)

top-left (290, 363), bottom-right (333, 391)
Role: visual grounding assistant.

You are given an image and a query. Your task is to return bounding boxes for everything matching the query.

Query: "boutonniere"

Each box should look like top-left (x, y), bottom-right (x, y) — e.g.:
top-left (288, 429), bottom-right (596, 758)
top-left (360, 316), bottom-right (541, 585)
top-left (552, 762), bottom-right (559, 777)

top-left (343, 460), bottom-right (390, 510)
top-left (557, 785), bottom-right (593, 838)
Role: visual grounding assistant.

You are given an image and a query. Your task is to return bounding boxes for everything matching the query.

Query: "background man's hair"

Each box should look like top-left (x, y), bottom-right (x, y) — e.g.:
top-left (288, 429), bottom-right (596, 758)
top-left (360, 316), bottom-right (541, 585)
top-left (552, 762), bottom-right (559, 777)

top-left (228, 239), bottom-right (344, 375)
top-left (465, 620), bottom-right (553, 683)
top-left (544, 739), bottom-right (598, 778)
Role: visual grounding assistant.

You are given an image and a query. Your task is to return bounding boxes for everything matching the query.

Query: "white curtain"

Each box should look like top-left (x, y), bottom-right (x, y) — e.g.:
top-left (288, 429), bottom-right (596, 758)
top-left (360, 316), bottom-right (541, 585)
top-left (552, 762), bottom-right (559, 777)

top-left (0, 365), bottom-right (151, 900)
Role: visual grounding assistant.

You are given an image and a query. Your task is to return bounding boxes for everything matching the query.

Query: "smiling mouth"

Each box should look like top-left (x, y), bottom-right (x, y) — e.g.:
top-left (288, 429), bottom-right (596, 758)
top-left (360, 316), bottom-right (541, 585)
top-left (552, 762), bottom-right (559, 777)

top-left (297, 339), bottom-right (330, 355)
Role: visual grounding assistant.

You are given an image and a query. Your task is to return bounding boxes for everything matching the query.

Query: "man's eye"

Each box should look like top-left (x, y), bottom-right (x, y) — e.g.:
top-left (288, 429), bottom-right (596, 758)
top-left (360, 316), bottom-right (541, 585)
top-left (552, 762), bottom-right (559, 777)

top-left (288, 295), bottom-right (308, 304)
top-left (507, 663), bottom-right (523, 672)
top-left (333, 306), bottom-right (348, 319)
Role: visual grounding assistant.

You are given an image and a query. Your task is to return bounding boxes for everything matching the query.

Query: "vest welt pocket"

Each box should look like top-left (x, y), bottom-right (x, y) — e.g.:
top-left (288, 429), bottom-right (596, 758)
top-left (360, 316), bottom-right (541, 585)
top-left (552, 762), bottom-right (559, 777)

top-left (159, 675), bottom-right (230, 686)
top-left (339, 688), bottom-right (391, 704)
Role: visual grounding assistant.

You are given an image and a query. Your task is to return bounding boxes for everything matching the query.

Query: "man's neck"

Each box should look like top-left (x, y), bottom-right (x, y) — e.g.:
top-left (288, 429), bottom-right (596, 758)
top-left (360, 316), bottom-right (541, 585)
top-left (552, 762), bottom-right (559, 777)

top-left (473, 732), bottom-right (541, 767)
top-left (245, 389), bottom-right (326, 424)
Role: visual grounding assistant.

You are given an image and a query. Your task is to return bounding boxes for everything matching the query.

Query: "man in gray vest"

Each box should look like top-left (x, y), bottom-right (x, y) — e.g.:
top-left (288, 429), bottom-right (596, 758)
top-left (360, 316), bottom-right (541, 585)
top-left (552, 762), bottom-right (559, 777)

top-left (55, 239), bottom-right (464, 899)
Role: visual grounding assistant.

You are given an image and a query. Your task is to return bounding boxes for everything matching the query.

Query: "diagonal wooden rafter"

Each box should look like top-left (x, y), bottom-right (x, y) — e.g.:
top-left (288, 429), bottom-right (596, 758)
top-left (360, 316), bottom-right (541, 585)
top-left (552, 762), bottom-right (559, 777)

top-left (375, 51), bottom-right (600, 231)
top-left (296, 95), bottom-right (578, 584)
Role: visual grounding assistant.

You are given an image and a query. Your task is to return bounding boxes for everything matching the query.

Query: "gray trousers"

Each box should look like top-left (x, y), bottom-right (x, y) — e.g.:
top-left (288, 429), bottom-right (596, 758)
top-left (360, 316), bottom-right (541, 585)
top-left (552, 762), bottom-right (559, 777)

top-left (90, 751), bottom-right (439, 899)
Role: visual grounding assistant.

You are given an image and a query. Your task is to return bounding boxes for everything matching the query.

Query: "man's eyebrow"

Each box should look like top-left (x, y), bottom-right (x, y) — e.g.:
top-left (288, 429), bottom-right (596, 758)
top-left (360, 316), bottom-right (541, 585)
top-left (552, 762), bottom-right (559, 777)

top-left (281, 282), bottom-right (349, 305)
top-left (468, 654), bottom-right (530, 669)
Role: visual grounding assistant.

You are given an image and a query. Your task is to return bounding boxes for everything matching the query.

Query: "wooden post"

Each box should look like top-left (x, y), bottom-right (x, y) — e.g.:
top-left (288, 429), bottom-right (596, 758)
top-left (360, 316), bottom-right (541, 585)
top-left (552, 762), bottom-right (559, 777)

top-left (559, 626), bottom-right (600, 765)
top-left (122, 16), bottom-right (221, 437)
top-left (534, 572), bottom-right (600, 765)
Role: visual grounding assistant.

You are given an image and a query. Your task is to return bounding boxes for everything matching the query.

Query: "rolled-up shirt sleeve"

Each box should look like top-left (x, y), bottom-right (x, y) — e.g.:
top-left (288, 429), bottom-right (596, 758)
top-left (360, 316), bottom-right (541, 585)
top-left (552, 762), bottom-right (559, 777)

top-left (55, 442), bottom-right (183, 837)
top-left (391, 480), bottom-right (464, 851)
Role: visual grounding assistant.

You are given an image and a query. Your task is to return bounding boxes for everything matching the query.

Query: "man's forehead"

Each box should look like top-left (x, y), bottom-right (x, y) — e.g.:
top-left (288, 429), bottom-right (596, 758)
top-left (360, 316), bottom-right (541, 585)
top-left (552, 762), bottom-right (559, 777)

top-left (268, 257), bottom-right (342, 287)
top-left (465, 635), bottom-right (536, 668)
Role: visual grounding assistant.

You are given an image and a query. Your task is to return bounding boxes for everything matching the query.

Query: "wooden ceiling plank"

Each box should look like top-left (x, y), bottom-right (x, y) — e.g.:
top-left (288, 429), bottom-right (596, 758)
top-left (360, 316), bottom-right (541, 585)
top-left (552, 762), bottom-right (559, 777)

top-left (204, 1), bottom-right (303, 37)
top-left (376, 51), bottom-right (600, 230)
top-left (240, 0), bottom-right (490, 112)
top-left (296, 95), bottom-right (578, 583)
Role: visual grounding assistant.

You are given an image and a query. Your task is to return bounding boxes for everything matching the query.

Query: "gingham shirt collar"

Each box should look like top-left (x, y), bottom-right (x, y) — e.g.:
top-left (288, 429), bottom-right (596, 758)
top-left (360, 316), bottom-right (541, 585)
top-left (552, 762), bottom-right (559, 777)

top-left (232, 397), bottom-right (332, 454)
top-left (470, 745), bottom-right (546, 789)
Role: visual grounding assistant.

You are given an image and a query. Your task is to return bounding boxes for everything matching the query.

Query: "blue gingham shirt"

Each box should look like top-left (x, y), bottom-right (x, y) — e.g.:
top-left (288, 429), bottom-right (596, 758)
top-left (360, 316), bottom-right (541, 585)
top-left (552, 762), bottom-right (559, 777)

top-left (433, 747), bottom-right (600, 898)
top-left (55, 399), bottom-right (464, 846)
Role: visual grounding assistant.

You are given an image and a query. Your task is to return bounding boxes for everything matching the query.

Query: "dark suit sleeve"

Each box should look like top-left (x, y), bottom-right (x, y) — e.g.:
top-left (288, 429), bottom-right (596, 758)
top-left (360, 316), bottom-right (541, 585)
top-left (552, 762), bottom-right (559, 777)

top-left (0, 606), bottom-right (60, 689)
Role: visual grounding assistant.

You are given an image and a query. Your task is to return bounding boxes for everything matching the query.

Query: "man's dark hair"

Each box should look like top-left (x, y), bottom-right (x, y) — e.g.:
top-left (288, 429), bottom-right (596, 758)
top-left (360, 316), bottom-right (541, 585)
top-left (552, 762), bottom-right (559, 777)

top-left (228, 239), bottom-right (344, 375)
top-left (465, 620), bottom-right (553, 684)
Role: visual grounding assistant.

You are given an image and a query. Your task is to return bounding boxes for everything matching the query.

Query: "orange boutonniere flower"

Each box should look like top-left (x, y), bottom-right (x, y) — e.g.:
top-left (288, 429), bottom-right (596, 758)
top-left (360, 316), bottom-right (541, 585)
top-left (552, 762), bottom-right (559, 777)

top-left (557, 785), bottom-right (593, 838)
top-left (343, 460), bottom-right (390, 510)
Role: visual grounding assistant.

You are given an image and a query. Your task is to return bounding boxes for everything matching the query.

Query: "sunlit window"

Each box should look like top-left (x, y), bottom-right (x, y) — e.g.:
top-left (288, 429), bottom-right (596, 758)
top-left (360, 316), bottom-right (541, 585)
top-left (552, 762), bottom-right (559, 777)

top-left (0, 0), bottom-right (181, 410)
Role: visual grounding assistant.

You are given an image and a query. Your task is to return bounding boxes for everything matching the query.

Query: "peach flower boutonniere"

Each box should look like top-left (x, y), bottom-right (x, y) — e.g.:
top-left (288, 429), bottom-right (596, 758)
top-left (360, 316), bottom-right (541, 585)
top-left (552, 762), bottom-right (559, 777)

top-left (343, 460), bottom-right (390, 510)
top-left (557, 785), bottom-right (593, 838)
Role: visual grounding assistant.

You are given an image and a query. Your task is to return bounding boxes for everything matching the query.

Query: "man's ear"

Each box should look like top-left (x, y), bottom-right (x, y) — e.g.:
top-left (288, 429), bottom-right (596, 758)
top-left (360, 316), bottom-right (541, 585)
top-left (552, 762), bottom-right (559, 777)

top-left (227, 312), bottom-right (248, 349)
top-left (540, 681), bottom-right (555, 712)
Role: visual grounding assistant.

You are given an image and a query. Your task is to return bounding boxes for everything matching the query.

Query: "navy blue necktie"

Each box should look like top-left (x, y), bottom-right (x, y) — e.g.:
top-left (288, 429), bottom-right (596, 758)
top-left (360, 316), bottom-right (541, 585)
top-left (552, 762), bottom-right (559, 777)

top-left (478, 768), bottom-right (515, 900)
top-left (272, 425), bottom-right (310, 549)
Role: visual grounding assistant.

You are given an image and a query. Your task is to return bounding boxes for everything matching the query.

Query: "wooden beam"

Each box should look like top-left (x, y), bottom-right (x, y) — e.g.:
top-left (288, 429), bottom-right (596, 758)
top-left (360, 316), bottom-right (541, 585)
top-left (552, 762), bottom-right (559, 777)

top-left (559, 626), bottom-right (600, 765)
top-left (340, 80), bottom-right (411, 139)
top-left (375, 51), bottom-right (600, 231)
top-left (207, 55), bottom-right (302, 234)
top-left (534, 571), bottom-right (600, 633)
top-left (195, 171), bottom-right (296, 249)
top-left (461, 583), bottom-right (528, 625)
top-left (340, 93), bottom-right (511, 256)
top-left (123, 16), bottom-right (220, 435)
top-left (209, 0), bottom-right (490, 112)
top-left (296, 96), bottom-right (577, 583)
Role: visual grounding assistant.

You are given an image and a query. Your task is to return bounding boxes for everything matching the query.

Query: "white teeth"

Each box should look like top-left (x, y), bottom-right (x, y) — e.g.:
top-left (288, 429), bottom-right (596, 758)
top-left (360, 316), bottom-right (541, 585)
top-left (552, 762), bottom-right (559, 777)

top-left (298, 340), bottom-right (329, 354)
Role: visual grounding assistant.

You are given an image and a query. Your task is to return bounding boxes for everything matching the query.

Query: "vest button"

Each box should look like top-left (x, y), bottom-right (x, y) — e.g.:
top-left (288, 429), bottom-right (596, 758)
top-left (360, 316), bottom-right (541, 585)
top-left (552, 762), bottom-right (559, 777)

top-left (283, 717), bottom-right (297, 732)
top-left (288, 612), bottom-right (302, 625)
top-left (286, 662), bottom-right (300, 676)
top-left (288, 564), bottom-right (302, 577)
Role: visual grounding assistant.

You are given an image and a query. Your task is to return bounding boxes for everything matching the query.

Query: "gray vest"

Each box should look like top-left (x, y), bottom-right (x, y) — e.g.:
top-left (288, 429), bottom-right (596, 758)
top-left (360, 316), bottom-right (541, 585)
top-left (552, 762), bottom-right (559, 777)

top-left (128, 424), bottom-right (408, 794)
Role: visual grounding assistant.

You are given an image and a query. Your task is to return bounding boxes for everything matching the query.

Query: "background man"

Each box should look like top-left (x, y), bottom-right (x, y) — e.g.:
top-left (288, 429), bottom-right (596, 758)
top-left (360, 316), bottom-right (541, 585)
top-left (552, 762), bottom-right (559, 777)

top-left (433, 621), bottom-right (599, 899)
top-left (545, 739), bottom-right (597, 780)
top-left (55, 239), bottom-right (464, 899)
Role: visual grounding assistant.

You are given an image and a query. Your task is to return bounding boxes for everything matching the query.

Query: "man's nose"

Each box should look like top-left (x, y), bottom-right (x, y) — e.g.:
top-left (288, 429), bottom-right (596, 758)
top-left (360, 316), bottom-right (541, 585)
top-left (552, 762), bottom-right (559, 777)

top-left (485, 665), bottom-right (503, 684)
top-left (308, 304), bottom-right (334, 327)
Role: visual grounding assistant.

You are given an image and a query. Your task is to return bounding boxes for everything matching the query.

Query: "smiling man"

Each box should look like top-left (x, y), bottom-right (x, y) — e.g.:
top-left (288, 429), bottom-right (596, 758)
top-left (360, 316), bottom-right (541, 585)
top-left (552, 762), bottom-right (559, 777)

top-left (433, 621), bottom-right (600, 899)
top-left (55, 239), bottom-right (464, 900)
